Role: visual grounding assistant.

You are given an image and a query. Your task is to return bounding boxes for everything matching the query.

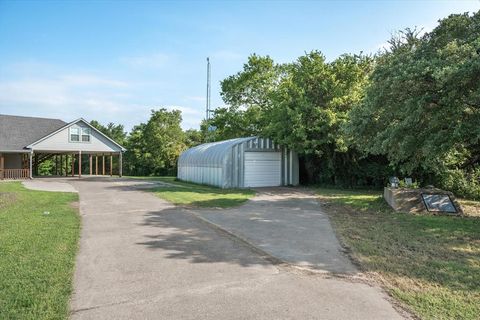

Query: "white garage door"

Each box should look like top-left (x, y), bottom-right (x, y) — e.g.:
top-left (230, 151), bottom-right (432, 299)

top-left (244, 152), bottom-right (281, 187)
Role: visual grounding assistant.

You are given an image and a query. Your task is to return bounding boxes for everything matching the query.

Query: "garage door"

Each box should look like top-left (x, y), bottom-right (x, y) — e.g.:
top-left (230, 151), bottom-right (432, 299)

top-left (244, 152), bottom-right (281, 187)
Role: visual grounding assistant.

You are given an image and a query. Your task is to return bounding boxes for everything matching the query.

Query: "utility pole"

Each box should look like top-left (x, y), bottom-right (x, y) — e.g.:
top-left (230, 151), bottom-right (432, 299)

top-left (206, 57), bottom-right (211, 121)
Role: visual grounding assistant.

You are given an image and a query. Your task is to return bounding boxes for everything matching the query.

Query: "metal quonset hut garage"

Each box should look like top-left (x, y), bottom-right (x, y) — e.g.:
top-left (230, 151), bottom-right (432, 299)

top-left (177, 137), bottom-right (299, 188)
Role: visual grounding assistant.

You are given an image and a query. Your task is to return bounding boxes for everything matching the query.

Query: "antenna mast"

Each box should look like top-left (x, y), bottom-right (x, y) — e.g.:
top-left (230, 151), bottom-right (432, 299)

top-left (206, 57), bottom-right (211, 121)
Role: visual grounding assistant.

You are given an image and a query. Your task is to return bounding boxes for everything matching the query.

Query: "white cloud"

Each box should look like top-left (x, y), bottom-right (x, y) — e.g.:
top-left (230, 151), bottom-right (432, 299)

top-left (0, 60), bottom-right (204, 131)
top-left (0, 72), bottom-right (142, 129)
top-left (119, 53), bottom-right (171, 69)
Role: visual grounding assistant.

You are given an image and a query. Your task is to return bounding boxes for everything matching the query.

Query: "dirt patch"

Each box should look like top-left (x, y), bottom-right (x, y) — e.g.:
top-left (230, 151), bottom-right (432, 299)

top-left (458, 200), bottom-right (480, 217)
top-left (0, 192), bottom-right (17, 209)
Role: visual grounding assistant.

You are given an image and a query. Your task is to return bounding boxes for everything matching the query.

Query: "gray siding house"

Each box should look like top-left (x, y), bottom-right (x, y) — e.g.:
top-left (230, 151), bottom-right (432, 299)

top-left (0, 114), bottom-right (125, 180)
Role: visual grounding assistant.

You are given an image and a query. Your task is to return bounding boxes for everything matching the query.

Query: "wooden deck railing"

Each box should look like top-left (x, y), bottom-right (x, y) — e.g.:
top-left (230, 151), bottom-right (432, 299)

top-left (0, 169), bottom-right (30, 180)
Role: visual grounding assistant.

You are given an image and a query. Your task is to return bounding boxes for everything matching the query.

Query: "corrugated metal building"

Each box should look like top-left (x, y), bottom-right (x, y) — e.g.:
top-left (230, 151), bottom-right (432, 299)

top-left (177, 137), bottom-right (299, 188)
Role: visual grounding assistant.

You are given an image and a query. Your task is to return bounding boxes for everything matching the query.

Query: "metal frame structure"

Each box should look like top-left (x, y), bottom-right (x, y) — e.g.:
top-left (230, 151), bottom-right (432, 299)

top-left (178, 137), bottom-right (299, 188)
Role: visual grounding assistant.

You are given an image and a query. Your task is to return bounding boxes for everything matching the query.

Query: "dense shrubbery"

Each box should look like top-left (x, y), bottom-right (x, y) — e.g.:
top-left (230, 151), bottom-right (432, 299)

top-left (437, 168), bottom-right (480, 200)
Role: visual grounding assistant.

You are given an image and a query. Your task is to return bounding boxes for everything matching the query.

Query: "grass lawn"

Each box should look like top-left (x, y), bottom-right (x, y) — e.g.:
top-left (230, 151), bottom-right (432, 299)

top-left (0, 182), bottom-right (80, 320)
top-left (316, 188), bottom-right (480, 320)
top-left (127, 176), bottom-right (256, 208)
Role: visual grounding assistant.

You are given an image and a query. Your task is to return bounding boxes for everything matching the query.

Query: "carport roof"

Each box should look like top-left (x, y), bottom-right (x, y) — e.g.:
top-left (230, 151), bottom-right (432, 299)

top-left (0, 114), bottom-right (67, 152)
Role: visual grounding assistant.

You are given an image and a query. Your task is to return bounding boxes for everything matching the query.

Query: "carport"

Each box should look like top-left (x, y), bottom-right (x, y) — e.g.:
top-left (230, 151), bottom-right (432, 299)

top-left (0, 115), bottom-right (125, 180)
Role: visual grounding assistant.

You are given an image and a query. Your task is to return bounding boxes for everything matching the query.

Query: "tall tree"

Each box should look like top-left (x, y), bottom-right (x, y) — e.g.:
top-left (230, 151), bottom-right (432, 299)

top-left (206, 54), bottom-right (284, 140)
top-left (265, 51), bottom-right (376, 184)
top-left (347, 12), bottom-right (480, 176)
top-left (125, 108), bottom-right (186, 176)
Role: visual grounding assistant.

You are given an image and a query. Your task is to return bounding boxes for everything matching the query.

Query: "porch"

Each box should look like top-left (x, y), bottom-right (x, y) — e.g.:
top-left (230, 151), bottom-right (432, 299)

top-left (0, 151), bottom-right (123, 180)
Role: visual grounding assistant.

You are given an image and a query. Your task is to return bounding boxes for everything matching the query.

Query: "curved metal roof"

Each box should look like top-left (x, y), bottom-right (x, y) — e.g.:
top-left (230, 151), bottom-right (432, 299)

top-left (178, 136), bottom-right (257, 167)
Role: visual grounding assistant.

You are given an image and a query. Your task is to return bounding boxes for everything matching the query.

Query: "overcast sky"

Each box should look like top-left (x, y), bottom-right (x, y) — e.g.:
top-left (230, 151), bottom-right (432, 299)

top-left (0, 0), bottom-right (479, 131)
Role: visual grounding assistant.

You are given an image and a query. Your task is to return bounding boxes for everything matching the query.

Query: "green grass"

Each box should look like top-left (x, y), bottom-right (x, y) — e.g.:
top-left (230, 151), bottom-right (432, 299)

top-left (316, 187), bottom-right (480, 320)
top-left (0, 182), bottom-right (80, 320)
top-left (127, 176), bottom-right (256, 208)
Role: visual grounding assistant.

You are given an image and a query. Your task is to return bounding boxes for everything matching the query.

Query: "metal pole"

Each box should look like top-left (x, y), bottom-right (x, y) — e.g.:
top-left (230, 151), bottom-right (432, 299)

top-left (206, 57), bottom-right (211, 121)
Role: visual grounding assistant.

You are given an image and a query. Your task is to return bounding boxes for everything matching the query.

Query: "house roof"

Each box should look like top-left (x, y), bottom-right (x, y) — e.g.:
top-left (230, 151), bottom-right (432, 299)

top-left (0, 114), bottom-right (67, 151)
top-left (26, 117), bottom-right (126, 152)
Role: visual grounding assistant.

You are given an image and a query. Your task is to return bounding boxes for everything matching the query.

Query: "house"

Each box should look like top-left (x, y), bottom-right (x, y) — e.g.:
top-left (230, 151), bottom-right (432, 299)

top-left (0, 114), bottom-right (126, 180)
top-left (177, 137), bottom-right (299, 188)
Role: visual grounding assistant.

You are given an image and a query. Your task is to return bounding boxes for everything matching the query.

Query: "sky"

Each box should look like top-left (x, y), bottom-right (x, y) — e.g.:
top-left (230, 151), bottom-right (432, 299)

top-left (0, 0), bottom-right (479, 131)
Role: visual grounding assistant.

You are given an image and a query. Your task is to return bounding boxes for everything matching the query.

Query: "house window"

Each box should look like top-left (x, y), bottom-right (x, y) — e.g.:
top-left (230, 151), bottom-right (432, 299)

top-left (81, 128), bottom-right (91, 142)
top-left (70, 128), bottom-right (80, 142)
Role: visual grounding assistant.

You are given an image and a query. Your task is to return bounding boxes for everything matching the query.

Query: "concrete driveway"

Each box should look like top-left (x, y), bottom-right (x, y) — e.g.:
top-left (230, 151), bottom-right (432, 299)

top-left (195, 188), bottom-right (356, 274)
top-left (29, 178), bottom-right (406, 319)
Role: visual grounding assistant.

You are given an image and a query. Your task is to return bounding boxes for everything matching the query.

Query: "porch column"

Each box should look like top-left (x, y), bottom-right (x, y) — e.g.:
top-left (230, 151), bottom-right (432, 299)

top-left (110, 154), bottom-right (113, 176)
top-left (102, 155), bottom-right (105, 175)
top-left (29, 151), bottom-right (33, 179)
top-left (78, 151), bottom-right (82, 178)
top-left (119, 152), bottom-right (123, 177)
top-left (95, 156), bottom-right (98, 175)
top-left (71, 154), bottom-right (74, 177)
top-left (89, 155), bottom-right (92, 175)
top-left (0, 153), bottom-right (4, 180)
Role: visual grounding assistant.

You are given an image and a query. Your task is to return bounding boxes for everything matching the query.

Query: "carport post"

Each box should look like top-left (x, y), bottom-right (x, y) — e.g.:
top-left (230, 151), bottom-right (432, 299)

top-left (71, 154), bottom-right (74, 177)
top-left (29, 151), bottom-right (33, 179)
top-left (78, 151), bottom-right (82, 178)
top-left (89, 155), bottom-right (92, 175)
top-left (119, 152), bottom-right (123, 177)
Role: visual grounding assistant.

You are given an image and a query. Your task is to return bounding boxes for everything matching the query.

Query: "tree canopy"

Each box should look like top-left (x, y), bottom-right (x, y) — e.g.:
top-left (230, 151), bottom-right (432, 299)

top-left (346, 11), bottom-right (480, 198)
top-left (348, 12), bottom-right (480, 174)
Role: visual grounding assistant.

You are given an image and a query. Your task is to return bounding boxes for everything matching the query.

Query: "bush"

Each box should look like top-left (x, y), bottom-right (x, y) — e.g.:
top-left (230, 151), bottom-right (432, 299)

top-left (437, 168), bottom-right (480, 200)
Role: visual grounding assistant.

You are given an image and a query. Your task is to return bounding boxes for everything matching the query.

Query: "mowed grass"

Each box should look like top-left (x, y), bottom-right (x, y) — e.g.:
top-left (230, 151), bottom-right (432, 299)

top-left (128, 176), bottom-right (256, 208)
top-left (316, 187), bottom-right (480, 320)
top-left (0, 182), bottom-right (80, 320)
